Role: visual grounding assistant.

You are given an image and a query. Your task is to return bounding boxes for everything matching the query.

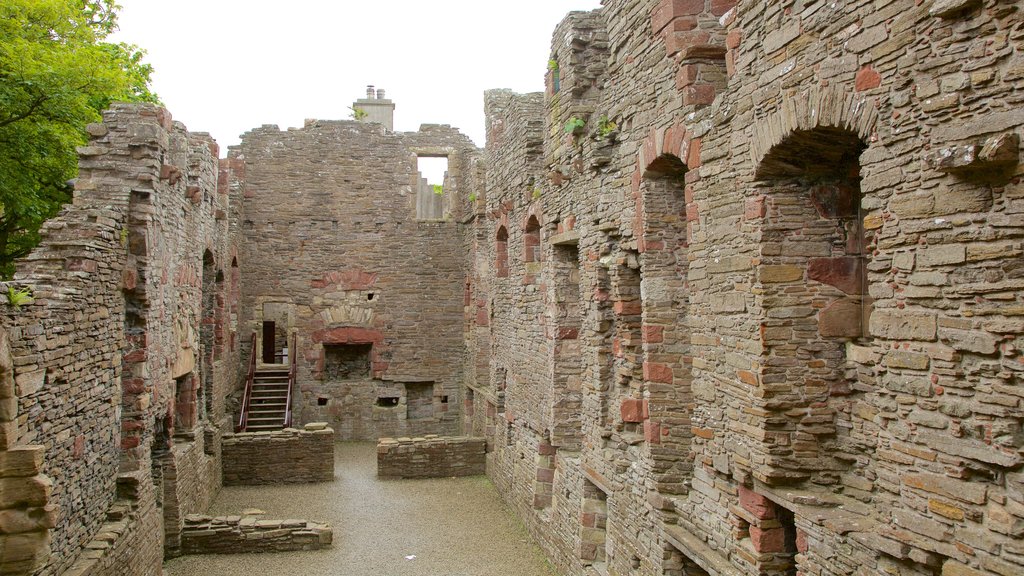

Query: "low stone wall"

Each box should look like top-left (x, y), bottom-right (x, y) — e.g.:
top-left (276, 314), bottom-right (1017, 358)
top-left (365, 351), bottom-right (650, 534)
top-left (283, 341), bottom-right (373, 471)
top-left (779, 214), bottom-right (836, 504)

top-left (221, 423), bottom-right (334, 486)
top-left (181, 514), bottom-right (332, 555)
top-left (377, 435), bottom-right (486, 479)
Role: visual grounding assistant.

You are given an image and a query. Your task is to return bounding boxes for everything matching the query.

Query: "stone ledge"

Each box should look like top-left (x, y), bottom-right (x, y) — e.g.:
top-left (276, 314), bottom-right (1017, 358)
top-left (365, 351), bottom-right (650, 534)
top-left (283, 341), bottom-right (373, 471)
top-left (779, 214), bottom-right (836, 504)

top-left (663, 524), bottom-right (743, 576)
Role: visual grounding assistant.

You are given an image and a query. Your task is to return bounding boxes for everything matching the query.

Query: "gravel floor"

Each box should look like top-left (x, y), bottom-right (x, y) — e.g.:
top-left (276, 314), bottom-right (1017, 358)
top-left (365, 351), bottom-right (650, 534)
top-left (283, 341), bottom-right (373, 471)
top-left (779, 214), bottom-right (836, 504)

top-left (164, 442), bottom-right (559, 576)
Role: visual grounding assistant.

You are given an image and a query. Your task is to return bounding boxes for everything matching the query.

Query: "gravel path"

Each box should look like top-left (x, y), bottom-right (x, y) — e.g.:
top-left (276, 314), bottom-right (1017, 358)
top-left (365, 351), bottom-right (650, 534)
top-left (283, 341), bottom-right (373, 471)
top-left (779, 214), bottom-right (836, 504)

top-left (164, 442), bottom-right (559, 576)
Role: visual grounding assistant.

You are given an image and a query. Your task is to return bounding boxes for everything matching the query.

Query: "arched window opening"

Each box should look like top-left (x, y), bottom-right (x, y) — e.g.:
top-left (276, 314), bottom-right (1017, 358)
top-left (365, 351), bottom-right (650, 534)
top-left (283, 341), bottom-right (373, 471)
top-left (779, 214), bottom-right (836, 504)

top-left (495, 225), bottom-right (509, 278)
top-left (524, 216), bottom-right (541, 263)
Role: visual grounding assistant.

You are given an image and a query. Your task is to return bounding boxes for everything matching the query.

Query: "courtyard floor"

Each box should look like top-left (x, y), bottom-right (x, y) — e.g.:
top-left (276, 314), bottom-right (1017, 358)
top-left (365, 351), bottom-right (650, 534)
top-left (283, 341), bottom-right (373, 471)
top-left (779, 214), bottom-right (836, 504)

top-left (163, 442), bottom-right (558, 576)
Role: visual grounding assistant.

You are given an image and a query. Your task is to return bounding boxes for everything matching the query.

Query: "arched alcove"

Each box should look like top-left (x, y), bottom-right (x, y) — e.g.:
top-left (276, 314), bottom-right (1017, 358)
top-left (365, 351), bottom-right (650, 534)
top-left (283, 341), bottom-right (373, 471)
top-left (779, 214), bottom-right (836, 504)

top-left (754, 126), bottom-right (869, 482)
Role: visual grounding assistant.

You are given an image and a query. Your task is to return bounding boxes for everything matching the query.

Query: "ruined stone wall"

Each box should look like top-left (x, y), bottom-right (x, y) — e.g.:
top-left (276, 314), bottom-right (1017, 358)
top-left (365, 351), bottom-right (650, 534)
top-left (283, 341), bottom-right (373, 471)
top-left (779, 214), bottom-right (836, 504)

top-left (376, 435), bottom-right (486, 478)
top-left (61, 472), bottom-right (162, 576)
top-left (473, 1), bottom-right (1024, 576)
top-left (235, 120), bottom-right (480, 440)
top-left (162, 429), bottom-right (221, 556)
top-left (221, 425), bottom-right (335, 485)
top-left (0, 103), bottom-right (238, 575)
top-left (180, 514), bottom-right (332, 555)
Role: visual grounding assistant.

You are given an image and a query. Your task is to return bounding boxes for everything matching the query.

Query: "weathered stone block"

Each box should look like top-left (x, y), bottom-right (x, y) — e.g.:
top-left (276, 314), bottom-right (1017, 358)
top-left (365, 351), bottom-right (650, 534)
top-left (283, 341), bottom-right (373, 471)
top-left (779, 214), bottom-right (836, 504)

top-left (869, 309), bottom-right (937, 341)
top-left (818, 299), bottom-right (863, 338)
top-left (0, 446), bottom-right (44, 479)
top-left (807, 257), bottom-right (863, 294)
top-left (620, 399), bottom-right (644, 423)
top-left (0, 476), bottom-right (51, 508)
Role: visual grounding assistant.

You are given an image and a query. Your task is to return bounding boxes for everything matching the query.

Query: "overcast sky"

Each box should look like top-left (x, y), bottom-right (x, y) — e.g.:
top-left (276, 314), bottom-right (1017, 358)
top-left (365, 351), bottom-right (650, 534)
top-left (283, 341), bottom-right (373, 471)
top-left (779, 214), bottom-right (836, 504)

top-left (110, 0), bottom-right (603, 158)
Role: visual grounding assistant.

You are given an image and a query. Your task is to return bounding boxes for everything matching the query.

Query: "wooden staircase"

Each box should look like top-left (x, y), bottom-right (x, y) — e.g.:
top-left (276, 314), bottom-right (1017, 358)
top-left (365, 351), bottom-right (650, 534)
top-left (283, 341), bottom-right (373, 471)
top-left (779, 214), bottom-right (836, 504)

top-left (244, 367), bottom-right (291, 431)
top-left (237, 332), bottom-right (297, 432)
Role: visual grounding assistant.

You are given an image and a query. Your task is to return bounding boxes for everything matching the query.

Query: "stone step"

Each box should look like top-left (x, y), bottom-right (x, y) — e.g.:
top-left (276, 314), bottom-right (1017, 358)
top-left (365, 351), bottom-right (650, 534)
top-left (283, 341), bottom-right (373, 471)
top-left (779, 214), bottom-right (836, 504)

top-left (245, 423), bottom-right (284, 429)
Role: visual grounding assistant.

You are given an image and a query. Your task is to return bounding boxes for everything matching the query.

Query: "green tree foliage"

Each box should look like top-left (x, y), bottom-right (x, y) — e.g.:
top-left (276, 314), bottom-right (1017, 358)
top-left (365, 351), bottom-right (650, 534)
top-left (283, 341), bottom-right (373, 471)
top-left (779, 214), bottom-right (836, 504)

top-left (0, 0), bottom-right (158, 277)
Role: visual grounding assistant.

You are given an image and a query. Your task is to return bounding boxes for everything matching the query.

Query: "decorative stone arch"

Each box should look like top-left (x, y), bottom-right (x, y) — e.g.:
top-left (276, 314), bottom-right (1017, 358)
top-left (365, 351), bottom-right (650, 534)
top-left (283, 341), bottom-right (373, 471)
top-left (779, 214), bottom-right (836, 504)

top-left (749, 85), bottom-right (878, 176)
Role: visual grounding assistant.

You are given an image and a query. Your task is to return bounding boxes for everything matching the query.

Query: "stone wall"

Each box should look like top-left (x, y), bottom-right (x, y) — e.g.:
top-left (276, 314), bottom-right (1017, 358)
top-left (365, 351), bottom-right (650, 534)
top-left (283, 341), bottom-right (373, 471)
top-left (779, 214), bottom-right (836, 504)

top-left (180, 514), bottom-right (332, 555)
top-left (0, 103), bottom-right (240, 575)
top-left (162, 425), bottom-right (222, 556)
top-left (221, 424), bottom-right (335, 485)
top-left (233, 121), bottom-right (481, 440)
top-left (469, 1), bottom-right (1024, 576)
top-left (61, 472), bottom-right (163, 576)
top-left (377, 436), bottom-right (486, 479)
top-left (0, 445), bottom-right (54, 575)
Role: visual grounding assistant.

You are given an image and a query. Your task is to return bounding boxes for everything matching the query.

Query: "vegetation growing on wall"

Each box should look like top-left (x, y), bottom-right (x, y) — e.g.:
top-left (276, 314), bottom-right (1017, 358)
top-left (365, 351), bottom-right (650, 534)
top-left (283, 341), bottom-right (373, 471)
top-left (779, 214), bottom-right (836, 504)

top-left (0, 0), bottom-right (158, 278)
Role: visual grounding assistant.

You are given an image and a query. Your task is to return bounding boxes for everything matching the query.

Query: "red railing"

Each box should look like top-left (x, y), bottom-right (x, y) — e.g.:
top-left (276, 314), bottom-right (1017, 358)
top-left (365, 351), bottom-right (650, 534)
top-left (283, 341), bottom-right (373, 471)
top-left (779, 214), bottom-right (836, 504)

top-left (236, 332), bottom-right (257, 432)
top-left (284, 333), bottom-right (297, 428)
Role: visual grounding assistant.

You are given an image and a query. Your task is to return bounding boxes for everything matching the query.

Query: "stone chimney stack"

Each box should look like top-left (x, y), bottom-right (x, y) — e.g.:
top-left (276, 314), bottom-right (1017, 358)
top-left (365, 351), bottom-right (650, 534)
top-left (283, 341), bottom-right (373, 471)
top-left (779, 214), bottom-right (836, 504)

top-left (353, 84), bottom-right (395, 130)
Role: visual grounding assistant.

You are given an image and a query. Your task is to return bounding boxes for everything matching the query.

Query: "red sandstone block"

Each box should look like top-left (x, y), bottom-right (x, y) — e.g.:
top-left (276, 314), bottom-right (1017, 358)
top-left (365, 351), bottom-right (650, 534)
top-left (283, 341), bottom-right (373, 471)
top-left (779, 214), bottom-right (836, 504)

top-left (664, 123), bottom-right (688, 159)
top-left (686, 202), bottom-right (699, 222)
top-left (476, 309), bottom-right (489, 326)
top-left (621, 399), bottom-right (644, 423)
top-left (750, 525), bottom-right (786, 553)
top-left (652, 0), bottom-right (706, 35)
top-left (808, 257), bottom-right (864, 295)
top-left (123, 349), bottom-right (146, 363)
top-left (676, 64), bottom-right (700, 89)
top-left (122, 378), bottom-right (145, 394)
top-left (613, 300), bottom-right (642, 316)
top-left (663, 30), bottom-right (712, 58)
top-left (738, 486), bottom-right (776, 520)
top-left (121, 419), bottom-right (144, 432)
top-left (538, 442), bottom-right (557, 456)
top-left (726, 28), bottom-right (742, 49)
top-left (683, 83), bottom-right (717, 106)
top-left (644, 362), bottom-right (674, 383)
top-left (311, 326), bottom-right (383, 344)
top-left (642, 324), bottom-right (664, 343)
top-left (121, 436), bottom-right (140, 449)
top-left (536, 468), bottom-right (555, 483)
top-left (692, 426), bottom-right (714, 439)
top-left (644, 420), bottom-right (662, 444)
top-left (796, 528), bottom-right (808, 553)
top-left (556, 327), bottom-right (579, 340)
top-left (581, 512), bottom-right (596, 528)
top-left (711, 0), bottom-right (736, 16)
top-left (855, 65), bottom-right (881, 91)
top-left (736, 370), bottom-right (758, 386)
top-left (744, 195), bottom-right (766, 220)
top-left (686, 137), bottom-right (702, 168)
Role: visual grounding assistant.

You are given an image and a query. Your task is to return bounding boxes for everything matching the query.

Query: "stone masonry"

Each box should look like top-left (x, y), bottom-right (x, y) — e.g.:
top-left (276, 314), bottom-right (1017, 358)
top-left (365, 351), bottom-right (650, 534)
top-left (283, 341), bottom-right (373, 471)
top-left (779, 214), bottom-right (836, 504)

top-left (221, 424), bottom-right (335, 486)
top-left (180, 514), bottom-right (332, 555)
top-left (0, 1), bottom-right (1021, 575)
top-left (376, 435), bottom-right (487, 479)
top-left (231, 117), bottom-right (482, 441)
top-left (465, 1), bottom-right (1024, 576)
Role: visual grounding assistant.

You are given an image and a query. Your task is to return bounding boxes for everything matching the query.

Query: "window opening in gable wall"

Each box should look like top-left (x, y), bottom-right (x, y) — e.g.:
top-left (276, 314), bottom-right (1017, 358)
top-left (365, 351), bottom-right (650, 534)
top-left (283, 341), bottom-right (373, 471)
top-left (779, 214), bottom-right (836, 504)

top-left (416, 155), bottom-right (449, 220)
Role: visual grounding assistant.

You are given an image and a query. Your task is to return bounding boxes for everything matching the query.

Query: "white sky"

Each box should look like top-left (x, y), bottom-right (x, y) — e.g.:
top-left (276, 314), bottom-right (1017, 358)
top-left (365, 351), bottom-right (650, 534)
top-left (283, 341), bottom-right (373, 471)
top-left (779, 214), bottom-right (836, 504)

top-left (110, 0), bottom-right (603, 165)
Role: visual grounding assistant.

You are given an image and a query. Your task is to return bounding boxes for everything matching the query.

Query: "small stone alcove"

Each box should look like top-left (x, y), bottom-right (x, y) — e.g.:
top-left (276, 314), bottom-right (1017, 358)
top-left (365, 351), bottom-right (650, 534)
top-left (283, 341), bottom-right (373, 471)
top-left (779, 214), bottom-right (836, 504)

top-left (323, 343), bottom-right (372, 380)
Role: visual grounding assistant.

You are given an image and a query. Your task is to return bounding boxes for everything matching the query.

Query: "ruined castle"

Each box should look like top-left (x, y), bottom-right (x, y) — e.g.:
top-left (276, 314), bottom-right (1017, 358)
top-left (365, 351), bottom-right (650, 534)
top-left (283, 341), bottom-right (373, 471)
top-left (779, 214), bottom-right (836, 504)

top-left (1, 0), bottom-right (1022, 575)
